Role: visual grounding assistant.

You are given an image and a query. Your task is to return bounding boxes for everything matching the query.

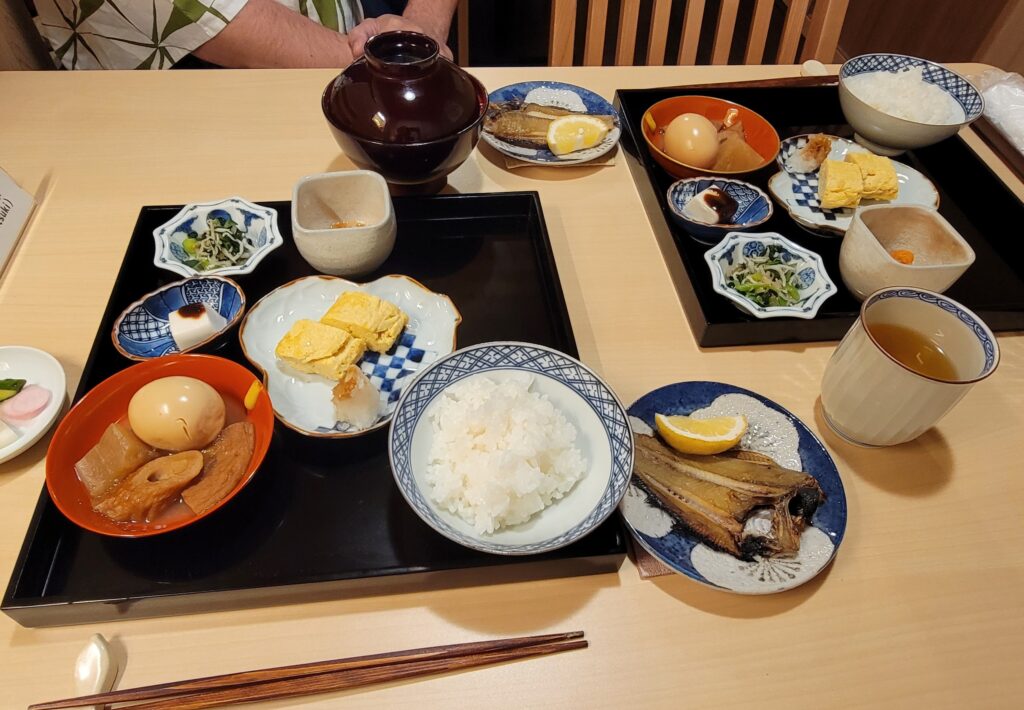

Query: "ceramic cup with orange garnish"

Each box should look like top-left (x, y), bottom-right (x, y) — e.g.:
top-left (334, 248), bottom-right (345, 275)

top-left (641, 95), bottom-right (780, 179)
top-left (839, 204), bottom-right (976, 301)
top-left (46, 354), bottom-right (274, 537)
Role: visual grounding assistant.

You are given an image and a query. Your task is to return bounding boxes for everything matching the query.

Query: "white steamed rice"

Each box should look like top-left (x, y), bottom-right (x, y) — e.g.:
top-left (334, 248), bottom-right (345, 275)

top-left (845, 66), bottom-right (965, 124)
top-left (425, 372), bottom-right (586, 535)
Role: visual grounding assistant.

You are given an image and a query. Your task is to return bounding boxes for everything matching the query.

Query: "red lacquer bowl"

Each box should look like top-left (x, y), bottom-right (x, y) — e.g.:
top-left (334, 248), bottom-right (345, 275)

top-left (46, 354), bottom-right (274, 537)
top-left (641, 95), bottom-right (781, 179)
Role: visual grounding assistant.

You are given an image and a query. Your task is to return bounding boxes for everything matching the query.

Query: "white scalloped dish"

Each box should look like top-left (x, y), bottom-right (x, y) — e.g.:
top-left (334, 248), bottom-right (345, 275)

top-left (239, 275), bottom-right (460, 437)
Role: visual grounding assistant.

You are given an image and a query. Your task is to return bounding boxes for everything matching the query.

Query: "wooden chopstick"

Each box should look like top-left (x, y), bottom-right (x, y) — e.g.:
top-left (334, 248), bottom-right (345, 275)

top-left (29, 631), bottom-right (585, 710)
top-left (127, 639), bottom-right (588, 710)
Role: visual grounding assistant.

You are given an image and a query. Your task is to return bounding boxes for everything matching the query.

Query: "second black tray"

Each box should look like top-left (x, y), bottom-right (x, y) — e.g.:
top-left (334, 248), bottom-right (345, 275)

top-left (615, 84), bottom-right (1024, 347)
top-left (3, 192), bottom-right (626, 627)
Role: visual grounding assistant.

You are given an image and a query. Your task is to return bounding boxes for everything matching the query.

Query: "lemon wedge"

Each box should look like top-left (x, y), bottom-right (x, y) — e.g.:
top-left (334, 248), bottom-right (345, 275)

top-left (244, 380), bottom-right (263, 411)
top-left (654, 413), bottom-right (748, 455)
top-left (546, 115), bottom-right (610, 156)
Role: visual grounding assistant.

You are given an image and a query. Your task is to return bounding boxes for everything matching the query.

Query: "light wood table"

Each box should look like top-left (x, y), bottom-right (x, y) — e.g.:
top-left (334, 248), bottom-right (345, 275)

top-left (1, 64), bottom-right (1022, 708)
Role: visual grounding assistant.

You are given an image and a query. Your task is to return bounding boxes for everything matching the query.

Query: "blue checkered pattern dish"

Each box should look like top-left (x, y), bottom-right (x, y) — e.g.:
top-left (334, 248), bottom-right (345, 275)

top-left (388, 342), bottom-right (634, 556)
top-left (481, 81), bottom-right (621, 165)
top-left (704, 231), bottom-right (835, 319)
top-left (111, 276), bottom-right (245, 360)
top-left (840, 54), bottom-right (983, 121)
top-left (362, 331), bottom-right (427, 405)
top-left (239, 275), bottom-right (460, 438)
top-left (620, 381), bottom-right (847, 594)
top-left (153, 197), bottom-right (284, 278)
top-left (666, 177), bottom-right (773, 244)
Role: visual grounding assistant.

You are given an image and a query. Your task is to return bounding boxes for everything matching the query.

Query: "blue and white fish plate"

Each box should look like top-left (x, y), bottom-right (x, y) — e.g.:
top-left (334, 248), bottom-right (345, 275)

top-left (389, 342), bottom-right (633, 555)
top-left (112, 276), bottom-right (245, 360)
top-left (152, 196), bottom-right (283, 277)
top-left (621, 382), bottom-right (848, 594)
top-left (239, 275), bottom-right (460, 438)
top-left (482, 81), bottom-right (621, 165)
top-left (767, 135), bottom-right (938, 237)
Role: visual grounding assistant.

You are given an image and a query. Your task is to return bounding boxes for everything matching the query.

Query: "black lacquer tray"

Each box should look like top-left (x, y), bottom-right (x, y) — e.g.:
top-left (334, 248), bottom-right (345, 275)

top-left (615, 84), bottom-right (1024, 347)
top-left (3, 192), bottom-right (626, 627)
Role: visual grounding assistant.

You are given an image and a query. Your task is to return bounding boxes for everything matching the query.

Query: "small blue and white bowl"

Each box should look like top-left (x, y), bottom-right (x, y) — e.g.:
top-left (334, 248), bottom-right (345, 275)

top-left (388, 342), bottom-right (634, 555)
top-left (704, 232), bottom-right (836, 319)
top-left (112, 276), bottom-right (245, 361)
top-left (667, 178), bottom-right (773, 244)
top-left (152, 197), bottom-right (283, 278)
top-left (839, 53), bottom-right (984, 155)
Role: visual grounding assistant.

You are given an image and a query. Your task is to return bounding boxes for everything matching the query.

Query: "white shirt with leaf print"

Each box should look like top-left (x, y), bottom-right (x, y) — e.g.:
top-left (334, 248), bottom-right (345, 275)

top-left (35, 0), bottom-right (364, 70)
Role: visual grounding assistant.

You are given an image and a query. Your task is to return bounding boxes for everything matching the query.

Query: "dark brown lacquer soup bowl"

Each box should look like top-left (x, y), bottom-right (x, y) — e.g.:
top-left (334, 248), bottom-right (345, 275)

top-left (322, 31), bottom-right (487, 194)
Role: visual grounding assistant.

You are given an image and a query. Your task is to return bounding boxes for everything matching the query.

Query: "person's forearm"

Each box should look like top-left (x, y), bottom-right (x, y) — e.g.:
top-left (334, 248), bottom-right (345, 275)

top-left (401, 0), bottom-right (457, 48)
top-left (193, 0), bottom-right (354, 68)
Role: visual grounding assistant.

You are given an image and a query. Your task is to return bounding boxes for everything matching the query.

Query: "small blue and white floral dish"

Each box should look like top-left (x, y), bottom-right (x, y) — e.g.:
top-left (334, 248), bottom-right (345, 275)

top-left (240, 275), bottom-right (460, 438)
top-left (152, 197), bottom-right (284, 278)
top-left (481, 81), bottom-right (621, 166)
top-left (704, 232), bottom-right (836, 319)
top-left (111, 276), bottom-right (245, 361)
top-left (838, 53), bottom-right (984, 155)
top-left (667, 177), bottom-right (773, 244)
top-left (388, 342), bottom-right (634, 556)
top-left (768, 135), bottom-right (939, 237)
top-left (621, 381), bottom-right (847, 594)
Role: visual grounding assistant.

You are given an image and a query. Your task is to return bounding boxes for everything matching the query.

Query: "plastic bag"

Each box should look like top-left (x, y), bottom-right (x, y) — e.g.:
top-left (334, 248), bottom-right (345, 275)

top-left (974, 69), bottom-right (1024, 155)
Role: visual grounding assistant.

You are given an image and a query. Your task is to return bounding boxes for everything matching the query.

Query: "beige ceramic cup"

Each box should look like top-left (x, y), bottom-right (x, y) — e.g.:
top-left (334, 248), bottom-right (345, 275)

top-left (292, 170), bottom-right (396, 277)
top-left (840, 205), bottom-right (976, 301)
top-left (821, 287), bottom-right (999, 446)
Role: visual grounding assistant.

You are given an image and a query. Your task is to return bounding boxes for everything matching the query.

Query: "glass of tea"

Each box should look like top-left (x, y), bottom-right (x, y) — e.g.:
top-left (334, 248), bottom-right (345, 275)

top-left (821, 287), bottom-right (999, 446)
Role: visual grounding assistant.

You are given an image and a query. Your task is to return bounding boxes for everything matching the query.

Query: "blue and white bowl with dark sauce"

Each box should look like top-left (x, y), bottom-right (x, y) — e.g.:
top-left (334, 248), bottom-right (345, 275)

top-left (839, 53), bottom-right (984, 155)
top-left (621, 381), bottom-right (848, 594)
top-left (481, 81), bottom-right (621, 165)
top-left (112, 276), bottom-right (245, 361)
top-left (667, 177), bottom-right (773, 244)
top-left (388, 341), bottom-right (633, 555)
top-left (705, 231), bottom-right (835, 319)
top-left (152, 196), bottom-right (283, 278)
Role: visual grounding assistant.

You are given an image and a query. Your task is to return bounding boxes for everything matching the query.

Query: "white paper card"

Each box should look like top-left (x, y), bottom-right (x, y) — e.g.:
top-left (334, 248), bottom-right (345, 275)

top-left (0, 167), bottom-right (36, 278)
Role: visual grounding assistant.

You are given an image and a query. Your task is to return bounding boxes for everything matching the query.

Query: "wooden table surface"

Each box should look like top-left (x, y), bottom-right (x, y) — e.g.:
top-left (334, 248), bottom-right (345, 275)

top-left (0, 64), bottom-right (1022, 709)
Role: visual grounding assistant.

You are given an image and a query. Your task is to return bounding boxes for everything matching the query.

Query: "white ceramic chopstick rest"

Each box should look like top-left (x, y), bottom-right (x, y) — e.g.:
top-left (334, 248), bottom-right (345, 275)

top-left (74, 634), bottom-right (117, 708)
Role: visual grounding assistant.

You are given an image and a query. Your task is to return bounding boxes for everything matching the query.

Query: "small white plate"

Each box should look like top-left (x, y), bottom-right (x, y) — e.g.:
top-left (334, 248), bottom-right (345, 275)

top-left (239, 275), bottom-right (460, 438)
top-left (768, 135), bottom-right (939, 237)
top-left (0, 346), bottom-right (66, 465)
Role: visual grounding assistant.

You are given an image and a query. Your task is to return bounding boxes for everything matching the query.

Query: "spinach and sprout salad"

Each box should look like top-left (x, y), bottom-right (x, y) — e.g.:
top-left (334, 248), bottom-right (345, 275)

top-left (180, 215), bottom-right (257, 271)
top-left (725, 244), bottom-right (807, 308)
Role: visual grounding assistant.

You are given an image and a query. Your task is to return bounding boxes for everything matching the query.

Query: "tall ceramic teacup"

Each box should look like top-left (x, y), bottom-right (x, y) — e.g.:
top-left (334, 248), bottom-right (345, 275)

top-left (821, 287), bottom-right (999, 446)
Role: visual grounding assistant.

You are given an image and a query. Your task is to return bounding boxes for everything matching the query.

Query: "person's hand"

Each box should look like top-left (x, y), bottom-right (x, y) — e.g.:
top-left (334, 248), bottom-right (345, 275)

top-left (347, 14), bottom-right (454, 61)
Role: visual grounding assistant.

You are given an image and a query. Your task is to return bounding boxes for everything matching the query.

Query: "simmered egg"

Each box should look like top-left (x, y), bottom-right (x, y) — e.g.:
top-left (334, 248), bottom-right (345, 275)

top-left (663, 113), bottom-right (719, 168)
top-left (128, 376), bottom-right (225, 451)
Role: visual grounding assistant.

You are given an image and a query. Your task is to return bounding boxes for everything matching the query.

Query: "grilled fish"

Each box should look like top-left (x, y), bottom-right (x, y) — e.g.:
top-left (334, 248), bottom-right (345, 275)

top-left (633, 433), bottom-right (823, 560)
top-left (483, 100), bottom-right (616, 149)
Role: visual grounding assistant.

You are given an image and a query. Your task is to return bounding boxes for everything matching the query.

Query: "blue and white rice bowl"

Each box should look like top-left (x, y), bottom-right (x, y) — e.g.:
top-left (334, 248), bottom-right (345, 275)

top-left (704, 231), bottom-right (836, 319)
top-left (667, 177), bottom-right (773, 244)
top-left (111, 276), bottom-right (245, 361)
top-left (838, 53), bottom-right (984, 154)
top-left (152, 196), bottom-right (283, 278)
top-left (388, 342), bottom-right (633, 555)
top-left (481, 81), bottom-right (621, 165)
top-left (621, 381), bottom-right (848, 594)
